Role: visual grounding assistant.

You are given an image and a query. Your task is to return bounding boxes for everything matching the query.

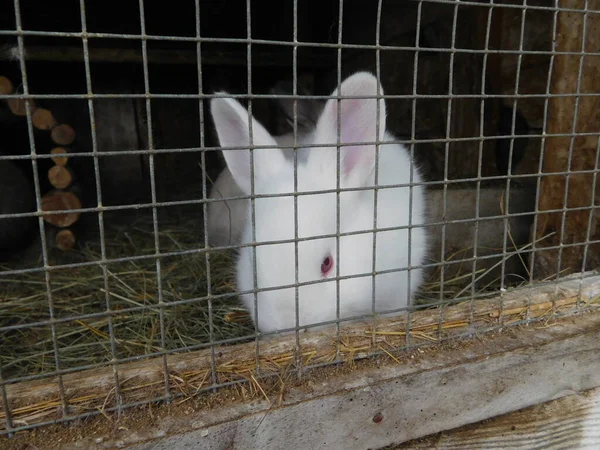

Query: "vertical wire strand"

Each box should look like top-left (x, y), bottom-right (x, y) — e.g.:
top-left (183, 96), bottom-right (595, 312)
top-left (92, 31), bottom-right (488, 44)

top-left (245, 0), bottom-right (261, 376)
top-left (334, 0), bottom-right (344, 360)
top-left (78, 0), bottom-right (123, 414)
top-left (138, 0), bottom-right (171, 402)
top-left (292, 0), bottom-right (302, 376)
top-left (195, 0), bottom-right (218, 389)
top-left (437, 1), bottom-right (460, 340)
top-left (370, 0), bottom-right (383, 349)
top-left (498, 0), bottom-right (527, 307)
top-left (527, 0), bottom-right (560, 322)
top-left (12, 0), bottom-right (69, 418)
top-left (405, 0), bottom-right (423, 347)
top-left (470, 1), bottom-right (495, 326)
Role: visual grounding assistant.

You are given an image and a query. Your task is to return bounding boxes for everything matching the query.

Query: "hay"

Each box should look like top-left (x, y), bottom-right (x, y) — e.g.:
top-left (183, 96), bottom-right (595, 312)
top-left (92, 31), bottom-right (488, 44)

top-left (0, 204), bottom-right (544, 382)
top-left (0, 210), bottom-right (254, 380)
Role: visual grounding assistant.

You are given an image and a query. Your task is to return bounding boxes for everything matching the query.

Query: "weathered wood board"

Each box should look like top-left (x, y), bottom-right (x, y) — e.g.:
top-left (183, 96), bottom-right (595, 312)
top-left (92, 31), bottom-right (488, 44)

top-left (532, 0), bottom-right (600, 279)
top-left (395, 386), bottom-right (600, 449)
top-left (58, 303), bottom-right (600, 450)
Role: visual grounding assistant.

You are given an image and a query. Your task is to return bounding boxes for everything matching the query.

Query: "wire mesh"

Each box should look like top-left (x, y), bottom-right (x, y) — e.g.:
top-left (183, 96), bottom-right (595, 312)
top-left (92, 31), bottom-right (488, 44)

top-left (1, 0), bottom-right (599, 437)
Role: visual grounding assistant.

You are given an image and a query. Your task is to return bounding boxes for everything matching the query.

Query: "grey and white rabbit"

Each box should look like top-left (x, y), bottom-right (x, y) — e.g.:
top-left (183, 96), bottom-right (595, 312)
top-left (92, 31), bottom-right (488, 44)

top-left (206, 81), bottom-right (323, 247)
top-left (209, 72), bottom-right (428, 334)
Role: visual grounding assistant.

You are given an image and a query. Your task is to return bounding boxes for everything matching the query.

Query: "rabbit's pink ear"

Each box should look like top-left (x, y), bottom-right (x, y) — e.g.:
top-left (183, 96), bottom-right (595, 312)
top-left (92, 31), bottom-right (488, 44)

top-left (314, 72), bottom-right (386, 189)
top-left (211, 96), bottom-right (286, 194)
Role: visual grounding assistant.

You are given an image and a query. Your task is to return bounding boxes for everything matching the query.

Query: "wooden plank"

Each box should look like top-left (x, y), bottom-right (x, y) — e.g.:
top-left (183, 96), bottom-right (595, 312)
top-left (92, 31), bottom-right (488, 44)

top-left (395, 387), bottom-right (600, 449)
top-left (56, 306), bottom-right (600, 450)
top-left (533, 0), bottom-right (600, 279)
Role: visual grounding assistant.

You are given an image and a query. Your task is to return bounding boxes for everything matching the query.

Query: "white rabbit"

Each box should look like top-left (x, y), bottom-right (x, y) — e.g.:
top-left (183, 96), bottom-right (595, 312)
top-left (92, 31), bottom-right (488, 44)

top-left (206, 87), bottom-right (323, 247)
top-left (209, 72), bottom-right (428, 334)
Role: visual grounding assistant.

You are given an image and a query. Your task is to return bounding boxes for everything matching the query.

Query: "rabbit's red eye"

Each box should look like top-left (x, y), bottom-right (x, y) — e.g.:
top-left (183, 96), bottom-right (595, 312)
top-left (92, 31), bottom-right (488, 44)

top-left (321, 254), bottom-right (333, 276)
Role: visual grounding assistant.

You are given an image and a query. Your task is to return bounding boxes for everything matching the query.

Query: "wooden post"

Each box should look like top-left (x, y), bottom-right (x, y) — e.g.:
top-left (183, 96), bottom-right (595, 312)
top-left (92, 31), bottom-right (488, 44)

top-left (532, 1), bottom-right (600, 279)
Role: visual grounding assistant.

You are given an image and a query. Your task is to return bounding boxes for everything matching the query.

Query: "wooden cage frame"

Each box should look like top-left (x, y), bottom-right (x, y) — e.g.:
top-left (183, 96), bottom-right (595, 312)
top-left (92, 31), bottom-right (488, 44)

top-left (2, 272), bottom-right (600, 449)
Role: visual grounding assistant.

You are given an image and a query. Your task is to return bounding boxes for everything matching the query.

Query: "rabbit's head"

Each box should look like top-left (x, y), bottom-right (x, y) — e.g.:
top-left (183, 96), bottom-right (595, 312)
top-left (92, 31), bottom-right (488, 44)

top-left (211, 72), bottom-right (423, 334)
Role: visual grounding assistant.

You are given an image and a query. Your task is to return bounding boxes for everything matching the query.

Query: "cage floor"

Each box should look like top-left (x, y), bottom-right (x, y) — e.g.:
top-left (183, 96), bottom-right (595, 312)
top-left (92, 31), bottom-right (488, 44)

top-left (0, 209), bottom-right (253, 381)
top-left (0, 206), bottom-right (532, 381)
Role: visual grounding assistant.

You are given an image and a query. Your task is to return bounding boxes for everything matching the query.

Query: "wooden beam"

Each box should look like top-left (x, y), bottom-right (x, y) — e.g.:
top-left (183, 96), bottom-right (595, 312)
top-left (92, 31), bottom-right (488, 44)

top-left (533, 0), bottom-right (600, 279)
top-left (397, 386), bottom-right (600, 448)
top-left (126, 313), bottom-right (600, 450)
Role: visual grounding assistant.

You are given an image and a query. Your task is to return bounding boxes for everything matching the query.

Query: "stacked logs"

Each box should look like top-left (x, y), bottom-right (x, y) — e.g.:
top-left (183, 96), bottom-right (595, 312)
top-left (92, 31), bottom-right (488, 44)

top-left (1, 74), bottom-right (80, 252)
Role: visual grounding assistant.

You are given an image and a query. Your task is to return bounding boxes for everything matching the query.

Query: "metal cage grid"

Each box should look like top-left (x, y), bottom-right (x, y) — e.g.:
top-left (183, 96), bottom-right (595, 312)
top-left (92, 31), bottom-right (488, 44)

top-left (0, 0), bottom-right (599, 437)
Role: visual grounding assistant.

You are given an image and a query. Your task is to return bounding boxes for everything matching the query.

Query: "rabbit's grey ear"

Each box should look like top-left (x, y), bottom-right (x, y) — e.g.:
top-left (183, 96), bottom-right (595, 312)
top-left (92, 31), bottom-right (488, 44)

top-left (282, 99), bottom-right (323, 130)
top-left (270, 80), bottom-right (323, 132)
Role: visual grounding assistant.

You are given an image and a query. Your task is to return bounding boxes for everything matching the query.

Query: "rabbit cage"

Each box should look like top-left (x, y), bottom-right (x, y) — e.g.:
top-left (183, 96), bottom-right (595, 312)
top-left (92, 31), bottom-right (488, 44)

top-left (1, 0), bottom-right (600, 448)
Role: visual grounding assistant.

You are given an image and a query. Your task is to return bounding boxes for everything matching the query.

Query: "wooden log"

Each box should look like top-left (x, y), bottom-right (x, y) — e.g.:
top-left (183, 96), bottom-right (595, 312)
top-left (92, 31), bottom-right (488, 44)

top-left (50, 123), bottom-right (76, 146)
top-left (7, 97), bottom-right (36, 116)
top-left (31, 107), bottom-right (57, 130)
top-left (55, 228), bottom-right (76, 251)
top-left (532, 0), bottom-right (600, 279)
top-left (40, 190), bottom-right (81, 228)
top-left (0, 75), bottom-right (13, 95)
top-left (50, 147), bottom-right (69, 166)
top-left (47, 164), bottom-right (73, 189)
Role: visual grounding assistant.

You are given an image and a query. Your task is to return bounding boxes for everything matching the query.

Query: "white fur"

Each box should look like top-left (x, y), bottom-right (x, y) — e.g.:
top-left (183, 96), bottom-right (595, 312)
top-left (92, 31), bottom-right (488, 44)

top-left (207, 114), bottom-right (314, 247)
top-left (209, 72), bottom-right (428, 334)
